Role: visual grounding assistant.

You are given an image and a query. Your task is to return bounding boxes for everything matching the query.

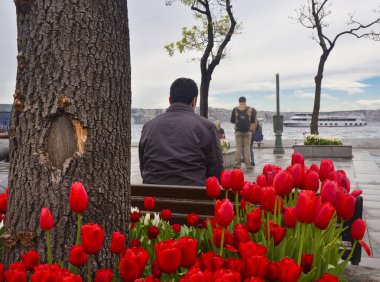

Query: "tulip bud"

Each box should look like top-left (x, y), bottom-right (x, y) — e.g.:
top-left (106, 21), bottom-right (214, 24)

top-left (40, 208), bottom-right (54, 231)
top-left (69, 181), bottom-right (88, 213)
top-left (206, 176), bottom-right (221, 199)
top-left (69, 245), bottom-right (87, 266)
top-left (350, 219), bottom-right (366, 241)
top-left (110, 232), bottom-right (126, 254)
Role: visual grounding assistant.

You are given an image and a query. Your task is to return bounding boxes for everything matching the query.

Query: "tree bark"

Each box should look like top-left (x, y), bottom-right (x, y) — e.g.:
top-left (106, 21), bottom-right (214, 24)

top-left (4, 0), bottom-right (131, 269)
top-left (311, 53), bottom-right (328, 135)
top-left (199, 74), bottom-right (211, 118)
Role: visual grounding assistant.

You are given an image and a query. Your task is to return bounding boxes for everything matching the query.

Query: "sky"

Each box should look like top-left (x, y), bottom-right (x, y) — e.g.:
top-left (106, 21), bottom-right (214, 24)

top-left (0, 0), bottom-right (379, 112)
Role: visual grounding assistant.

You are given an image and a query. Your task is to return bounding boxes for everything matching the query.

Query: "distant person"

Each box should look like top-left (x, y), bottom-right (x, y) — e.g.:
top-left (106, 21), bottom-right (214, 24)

top-left (230, 96), bottom-right (256, 169)
top-left (139, 78), bottom-right (223, 186)
top-left (214, 120), bottom-right (225, 139)
top-left (250, 118), bottom-right (263, 166)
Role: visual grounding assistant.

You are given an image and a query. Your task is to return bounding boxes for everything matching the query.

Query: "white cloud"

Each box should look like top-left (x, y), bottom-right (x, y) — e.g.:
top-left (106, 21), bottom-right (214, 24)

top-left (0, 0), bottom-right (379, 109)
top-left (293, 91), bottom-right (337, 100)
top-left (357, 99), bottom-right (380, 109)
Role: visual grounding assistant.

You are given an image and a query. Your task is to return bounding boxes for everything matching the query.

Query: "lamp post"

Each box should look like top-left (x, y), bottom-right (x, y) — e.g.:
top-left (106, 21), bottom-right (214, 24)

top-left (273, 73), bottom-right (285, 154)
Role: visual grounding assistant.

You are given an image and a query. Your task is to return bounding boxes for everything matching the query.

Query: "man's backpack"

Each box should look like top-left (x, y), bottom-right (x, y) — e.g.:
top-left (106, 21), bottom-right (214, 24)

top-left (235, 107), bottom-right (250, 132)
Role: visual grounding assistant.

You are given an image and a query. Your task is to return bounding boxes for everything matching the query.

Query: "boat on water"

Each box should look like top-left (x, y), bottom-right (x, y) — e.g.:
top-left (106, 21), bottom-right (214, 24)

top-left (284, 113), bottom-right (367, 127)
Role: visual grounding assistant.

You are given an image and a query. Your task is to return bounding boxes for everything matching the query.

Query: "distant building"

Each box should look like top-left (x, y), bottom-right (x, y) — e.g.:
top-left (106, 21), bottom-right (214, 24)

top-left (0, 104), bottom-right (11, 138)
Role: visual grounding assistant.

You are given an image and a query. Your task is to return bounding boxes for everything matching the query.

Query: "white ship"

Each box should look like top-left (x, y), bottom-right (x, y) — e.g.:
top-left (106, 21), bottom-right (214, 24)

top-left (284, 113), bottom-right (367, 127)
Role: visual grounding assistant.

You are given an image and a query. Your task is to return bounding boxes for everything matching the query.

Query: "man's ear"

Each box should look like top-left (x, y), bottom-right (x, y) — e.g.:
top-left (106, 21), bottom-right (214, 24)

top-left (169, 97), bottom-right (173, 104)
top-left (191, 97), bottom-right (197, 108)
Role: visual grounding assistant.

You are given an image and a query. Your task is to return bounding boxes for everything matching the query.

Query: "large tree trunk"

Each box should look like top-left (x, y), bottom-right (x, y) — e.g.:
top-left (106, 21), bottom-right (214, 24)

top-left (3, 0), bottom-right (131, 269)
top-left (311, 53), bottom-right (328, 135)
top-left (199, 75), bottom-right (211, 118)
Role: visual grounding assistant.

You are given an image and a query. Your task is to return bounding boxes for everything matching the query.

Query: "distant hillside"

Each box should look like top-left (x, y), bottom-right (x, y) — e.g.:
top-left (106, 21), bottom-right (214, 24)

top-left (2, 104), bottom-right (380, 124)
top-left (133, 107), bottom-right (380, 124)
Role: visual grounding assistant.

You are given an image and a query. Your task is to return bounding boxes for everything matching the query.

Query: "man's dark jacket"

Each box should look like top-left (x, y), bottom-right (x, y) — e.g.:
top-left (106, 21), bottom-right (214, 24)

top-left (139, 103), bottom-right (223, 186)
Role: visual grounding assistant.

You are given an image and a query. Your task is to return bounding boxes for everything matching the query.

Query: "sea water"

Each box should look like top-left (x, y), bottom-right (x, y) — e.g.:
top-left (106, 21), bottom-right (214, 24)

top-left (131, 122), bottom-right (380, 144)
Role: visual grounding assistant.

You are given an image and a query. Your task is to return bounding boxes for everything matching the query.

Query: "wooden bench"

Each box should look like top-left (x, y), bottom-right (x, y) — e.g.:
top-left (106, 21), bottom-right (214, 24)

top-left (130, 183), bottom-right (363, 265)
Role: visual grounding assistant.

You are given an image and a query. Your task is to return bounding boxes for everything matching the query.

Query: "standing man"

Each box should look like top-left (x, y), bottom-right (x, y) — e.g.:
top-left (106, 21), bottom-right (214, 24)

top-left (230, 97), bottom-right (256, 169)
top-left (139, 77), bottom-right (223, 186)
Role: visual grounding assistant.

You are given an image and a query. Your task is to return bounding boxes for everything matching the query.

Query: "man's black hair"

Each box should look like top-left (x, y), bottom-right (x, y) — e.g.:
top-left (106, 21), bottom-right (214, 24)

top-left (170, 78), bottom-right (198, 104)
top-left (239, 96), bottom-right (246, 103)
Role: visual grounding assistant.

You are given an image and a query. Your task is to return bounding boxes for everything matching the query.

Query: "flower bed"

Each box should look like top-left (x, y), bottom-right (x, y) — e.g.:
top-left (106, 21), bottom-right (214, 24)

top-left (304, 135), bottom-right (343, 146)
top-left (0, 153), bottom-right (370, 281)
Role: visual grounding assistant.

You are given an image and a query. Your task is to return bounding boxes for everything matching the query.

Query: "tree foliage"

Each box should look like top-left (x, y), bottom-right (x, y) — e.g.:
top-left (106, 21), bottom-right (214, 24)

top-left (165, 0), bottom-right (241, 118)
top-left (293, 0), bottom-right (380, 134)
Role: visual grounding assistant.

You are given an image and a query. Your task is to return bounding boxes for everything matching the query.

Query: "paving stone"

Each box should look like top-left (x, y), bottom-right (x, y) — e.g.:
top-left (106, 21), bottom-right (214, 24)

top-left (364, 209), bottom-right (380, 219)
top-left (363, 202), bottom-right (380, 209)
top-left (365, 219), bottom-right (380, 231)
top-left (362, 195), bottom-right (380, 202)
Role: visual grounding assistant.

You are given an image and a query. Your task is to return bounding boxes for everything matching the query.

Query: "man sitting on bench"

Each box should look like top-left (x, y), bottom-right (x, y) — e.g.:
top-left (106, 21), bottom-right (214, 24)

top-left (139, 77), bottom-right (223, 186)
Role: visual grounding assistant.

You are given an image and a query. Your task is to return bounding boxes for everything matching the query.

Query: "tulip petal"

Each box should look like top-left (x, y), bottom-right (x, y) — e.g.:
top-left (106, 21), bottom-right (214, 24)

top-left (360, 240), bottom-right (371, 257)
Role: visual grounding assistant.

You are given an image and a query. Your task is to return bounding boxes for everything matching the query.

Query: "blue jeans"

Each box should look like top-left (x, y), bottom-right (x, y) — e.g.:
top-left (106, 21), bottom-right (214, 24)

top-left (249, 139), bottom-right (255, 165)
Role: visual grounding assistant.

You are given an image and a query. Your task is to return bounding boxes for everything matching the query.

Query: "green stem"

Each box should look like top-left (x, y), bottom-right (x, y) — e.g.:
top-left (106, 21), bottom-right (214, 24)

top-left (235, 193), bottom-right (240, 224)
top-left (76, 213), bottom-right (82, 245)
top-left (112, 255), bottom-right (119, 282)
top-left (297, 223), bottom-right (306, 265)
top-left (225, 190), bottom-right (229, 199)
top-left (219, 227), bottom-right (225, 257)
top-left (273, 197), bottom-right (278, 224)
top-left (46, 231), bottom-right (52, 265)
top-left (87, 255), bottom-right (92, 282)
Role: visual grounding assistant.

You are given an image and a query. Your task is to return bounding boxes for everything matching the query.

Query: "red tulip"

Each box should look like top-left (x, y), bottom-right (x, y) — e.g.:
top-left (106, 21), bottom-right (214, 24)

top-left (321, 180), bottom-right (338, 204)
top-left (316, 273), bottom-right (339, 282)
top-left (314, 202), bottom-right (335, 230)
top-left (21, 250), bottom-right (39, 270)
top-left (161, 209), bottom-right (172, 221)
top-left (200, 251), bottom-right (224, 272)
top-left (212, 269), bottom-right (241, 281)
top-left (267, 221), bottom-right (286, 245)
top-left (319, 159), bottom-right (334, 182)
top-left (260, 186), bottom-right (276, 212)
top-left (220, 170), bottom-right (232, 190)
top-left (309, 163), bottom-right (320, 174)
top-left (335, 190), bottom-right (356, 221)
top-left (69, 181), bottom-right (88, 213)
top-left (31, 264), bottom-right (81, 281)
top-left (119, 247), bottom-right (149, 281)
top-left (303, 170), bottom-right (320, 192)
top-left (110, 232), bottom-right (125, 254)
top-left (242, 183), bottom-right (261, 204)
top-left (267, 169), bottom-right (280, 186)
top-left (94, 269), bottom-right (113, 282)
top-left (40, 208), bottom-right (54, 231)
top-left (239, 241), bottom-right (267, 260)
top-left (180, 269), bottom-right (209, 282)
top-left (129, 239), bottom-right (141, 248)
top-left (225, 258), bottom-right (244, 274)
top-left (0, 263), bottom-right (4, 282)
top-left (130, 211), bottom-right (141, 223)
top-left (144, 197), bottom-right (155, 211)
top-left (246, 207), bottom-right (262, 233)
top-left (69, 245), bottom-right (87, 267)
top-left (172, 224), bottom-right (181, 233)
top-left (230, 169), bottom-right (245, 193)
top-left (350, 219), bottom-right (366, 241)
top-left (213, 226), bottom-right (231, 247)
top-left (273, 170), bottom-right (294, 196)
top-left (291, 152), bottom-right (304, 165)
top-left (4, 262), bottom-right (27, 282)
top-left (0, 188), bottom-right (8, 213)
top-left (81, 223), bottom-right (104, 254)
top-left (214, 199), bottom-right (234, 227)
top-left (187, 213), bottom-right (199, 226)
top-left (277, 257), bottom-right (302, 282)
top-left (155, 239), bottom-right (181, 274)
top-left (301, 253), bottom-right (313, 274)
top-left (147, 226), bottom-right (160, 240)
top-left (256, 174), bottom-right (267, 187)
top-left (178, 236), bottom-right (198, 268)
top-left (328, 170), bottom-right (338, 181)
top-left (295, 191), bottom-right (319, 223)
top-left (351, 189), bottom-right (363, 197)
top-left (202, 218), bottom-right (217, 229)
top-left (337, 171), bottom-right (350, 192)
top-left (266, 261), bottom-right (280, 281)
top-left (206, 176), bottom-right (221, 199)
top-left (284, 207), bottom-right (297, 228)
top-left (233, 224), bottom-right (251, 247)
top-left (244, 255), bottom-right (270, 278)
top-left (287, 164), bottom-right (305, 189)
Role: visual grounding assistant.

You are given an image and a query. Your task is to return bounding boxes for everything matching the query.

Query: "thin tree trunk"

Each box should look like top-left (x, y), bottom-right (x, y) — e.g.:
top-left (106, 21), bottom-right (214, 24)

top-left (4, 0), bottom-right (131, 269)
top-left (199, 75), bottom-right (211, 118)
top-left (311, 53), bottom-right (328, 135)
